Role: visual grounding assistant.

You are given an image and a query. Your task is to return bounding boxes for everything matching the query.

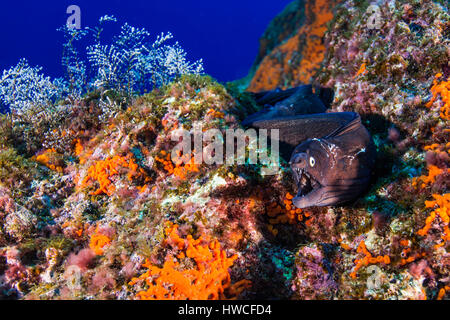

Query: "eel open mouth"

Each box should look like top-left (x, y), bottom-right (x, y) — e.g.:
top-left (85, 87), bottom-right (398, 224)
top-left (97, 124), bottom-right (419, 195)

top-left (293, 168), bottom-right (321, 198)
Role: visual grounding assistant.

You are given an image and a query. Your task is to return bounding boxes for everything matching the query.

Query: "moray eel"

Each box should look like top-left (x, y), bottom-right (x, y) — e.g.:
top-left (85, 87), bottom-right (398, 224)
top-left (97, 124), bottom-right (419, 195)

top-left (243, 85), bottom-right (376, 209)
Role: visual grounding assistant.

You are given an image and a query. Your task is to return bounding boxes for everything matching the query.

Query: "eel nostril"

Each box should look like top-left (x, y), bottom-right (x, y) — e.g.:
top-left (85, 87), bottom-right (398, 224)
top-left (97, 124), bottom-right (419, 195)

top-left (291, 153), bottom-right (307, 165)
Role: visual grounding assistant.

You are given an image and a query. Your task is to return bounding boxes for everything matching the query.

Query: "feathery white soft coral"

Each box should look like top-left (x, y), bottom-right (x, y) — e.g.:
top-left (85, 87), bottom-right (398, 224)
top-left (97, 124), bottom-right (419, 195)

top-left (0, 59), bottom-right (66, 117)
top-left (0, 15), bottom-right (204, 120)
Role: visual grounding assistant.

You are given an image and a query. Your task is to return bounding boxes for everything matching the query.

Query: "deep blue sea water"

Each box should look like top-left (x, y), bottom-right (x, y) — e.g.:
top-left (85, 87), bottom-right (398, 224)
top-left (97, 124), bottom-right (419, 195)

top-left (0, 0), bottom-right (292, 83)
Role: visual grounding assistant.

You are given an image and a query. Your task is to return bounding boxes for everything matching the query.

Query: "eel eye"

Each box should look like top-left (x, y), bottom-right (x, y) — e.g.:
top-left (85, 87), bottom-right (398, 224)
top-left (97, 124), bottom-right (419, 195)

top-left (309, 157), bottom-right (316, 167)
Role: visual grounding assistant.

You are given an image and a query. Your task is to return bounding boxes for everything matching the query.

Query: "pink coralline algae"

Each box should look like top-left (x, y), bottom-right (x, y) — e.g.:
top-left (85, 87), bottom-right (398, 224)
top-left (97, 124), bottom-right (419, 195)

top-left (291, 245), bottom-right (338, 300)
top-left (66, 248), bottom-right (96, 273)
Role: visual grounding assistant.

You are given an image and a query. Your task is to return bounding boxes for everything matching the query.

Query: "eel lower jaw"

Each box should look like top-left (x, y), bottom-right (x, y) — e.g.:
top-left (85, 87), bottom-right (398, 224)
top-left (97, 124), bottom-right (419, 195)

top-left (292, 168), bottom-right (322, 208)
top-left (292, 188), bottom-right (323, 209)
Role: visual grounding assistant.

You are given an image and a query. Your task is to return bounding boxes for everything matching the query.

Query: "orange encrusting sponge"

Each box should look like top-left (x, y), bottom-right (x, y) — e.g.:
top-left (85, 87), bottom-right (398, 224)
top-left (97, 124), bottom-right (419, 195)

top-left (350, 241), bottom-right (390, 279)
top-left (34, 148), bottom-right (64, 173)
top-left (412, 165), bottom-right (449, 189)
top-left (417, 194), bottom-right (450, 249)
top-left (437, 286), bottom-right (450, 300)
top-left (129, 223), bottom-right (251, 300)
top-left (426, 73), bottom-right (450, 121)
top-left (206, 108), bottom-right (225, 119)
top-left (155, 150), bottom-right (199, 180)
top-left (266, 193), bottom-right (313, 236)
top-left (89, 227), bottom-right (112, 255)
top-left (81, 154), bottom-right (150, 196)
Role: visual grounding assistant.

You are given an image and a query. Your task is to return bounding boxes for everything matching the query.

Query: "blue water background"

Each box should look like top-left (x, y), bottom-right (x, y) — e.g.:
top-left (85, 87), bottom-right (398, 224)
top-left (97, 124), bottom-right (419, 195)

top-left (0, 0), bottom-right (292, 82)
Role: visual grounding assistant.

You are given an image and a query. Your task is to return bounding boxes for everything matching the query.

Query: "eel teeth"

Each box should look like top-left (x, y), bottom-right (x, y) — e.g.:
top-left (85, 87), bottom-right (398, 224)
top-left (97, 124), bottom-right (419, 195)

top-left (294, 167), bottom-right (320, 198)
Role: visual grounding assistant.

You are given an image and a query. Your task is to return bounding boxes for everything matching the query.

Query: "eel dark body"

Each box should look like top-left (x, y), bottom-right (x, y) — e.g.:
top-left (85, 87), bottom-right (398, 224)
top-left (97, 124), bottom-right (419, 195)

top-left (243, 85), bottom-right (376, 209)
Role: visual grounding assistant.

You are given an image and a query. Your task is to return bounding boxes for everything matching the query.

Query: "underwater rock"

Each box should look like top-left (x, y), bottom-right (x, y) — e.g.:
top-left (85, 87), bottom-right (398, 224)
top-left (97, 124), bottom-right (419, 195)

top-left (291, 244), bottom-right (338, 299)
top-left (248, 0), bottom-right (343, 91)
top-left (251, 0), bottom-right (308, 72)
top-left (315, 0), bottom-right (449, 300)
top-left (4, 207), bottom-right (37, 241)
top-left (0, 0), bottom-right (448, 301)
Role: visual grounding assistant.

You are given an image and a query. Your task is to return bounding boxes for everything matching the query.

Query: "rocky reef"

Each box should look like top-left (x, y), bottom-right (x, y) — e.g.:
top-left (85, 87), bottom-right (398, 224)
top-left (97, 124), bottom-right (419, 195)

top-left (248, 0), bottom-right (342, 92)
top-left (0, 0), bottom-right (449, 300)
top-left (312, 0), bottom-right (449, 299)
top-left (0, 75), bottom-right (298, 300)
top-left (251, 0), bottom-right (449, 300)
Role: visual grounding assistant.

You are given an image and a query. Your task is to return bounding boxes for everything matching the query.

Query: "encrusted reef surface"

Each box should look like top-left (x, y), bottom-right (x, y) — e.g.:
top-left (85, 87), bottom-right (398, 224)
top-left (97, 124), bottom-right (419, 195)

top-left (0, 0), bottom-right (449, 300)
top-left (311, 0), bottom-right (449, 299)
top-left (0, 76), bottom-right (301, 300)
top-left (249, 0), bottom-right (308, 76)
top-left (248, 0), bottom-right (342, 92)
